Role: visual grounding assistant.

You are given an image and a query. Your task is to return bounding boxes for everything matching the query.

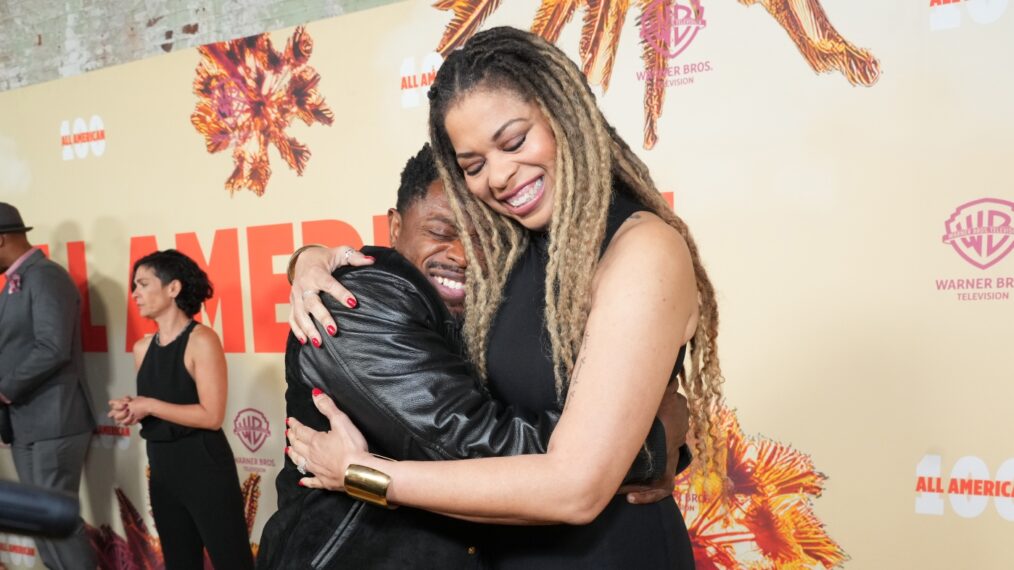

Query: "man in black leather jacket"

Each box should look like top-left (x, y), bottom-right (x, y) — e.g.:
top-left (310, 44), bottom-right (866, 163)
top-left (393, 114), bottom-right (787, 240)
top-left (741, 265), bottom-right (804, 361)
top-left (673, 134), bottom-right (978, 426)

top-left (257, 145), bottom-right (689, 569)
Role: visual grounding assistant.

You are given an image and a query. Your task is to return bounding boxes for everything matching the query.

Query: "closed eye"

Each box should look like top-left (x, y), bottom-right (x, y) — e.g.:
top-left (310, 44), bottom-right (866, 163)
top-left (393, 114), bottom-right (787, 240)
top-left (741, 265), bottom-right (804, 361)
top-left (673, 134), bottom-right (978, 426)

top-left (462, 160), bottom-right (484, 177)
top-left (504, 134), bottom-right (526, 152)
top-left (428, 228), bottom-right (458, 240)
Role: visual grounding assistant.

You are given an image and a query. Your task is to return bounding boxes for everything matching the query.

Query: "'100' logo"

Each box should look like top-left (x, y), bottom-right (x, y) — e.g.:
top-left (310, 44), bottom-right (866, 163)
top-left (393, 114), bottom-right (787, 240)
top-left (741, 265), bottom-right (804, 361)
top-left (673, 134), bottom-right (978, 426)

top-left (60, 116), bottom-right (105, 160)
top-left (930, 0), bottom-right (1008, 30)
top-left (400, 53), bottom-right (443, 109)
top-left (915, 455), bottom-right (1014, 520)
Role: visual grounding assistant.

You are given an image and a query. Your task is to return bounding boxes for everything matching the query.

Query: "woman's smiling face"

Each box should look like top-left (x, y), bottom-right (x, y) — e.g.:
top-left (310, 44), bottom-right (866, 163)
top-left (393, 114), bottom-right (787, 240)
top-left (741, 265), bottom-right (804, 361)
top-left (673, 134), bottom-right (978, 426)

top-left (444, 88), bottom-right (558, 232)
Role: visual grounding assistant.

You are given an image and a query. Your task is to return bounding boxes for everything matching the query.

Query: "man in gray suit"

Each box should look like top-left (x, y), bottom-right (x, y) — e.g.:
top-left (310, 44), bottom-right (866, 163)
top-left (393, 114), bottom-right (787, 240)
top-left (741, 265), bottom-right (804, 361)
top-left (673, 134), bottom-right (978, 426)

top-left (0, 203), bottom-right (96, 570)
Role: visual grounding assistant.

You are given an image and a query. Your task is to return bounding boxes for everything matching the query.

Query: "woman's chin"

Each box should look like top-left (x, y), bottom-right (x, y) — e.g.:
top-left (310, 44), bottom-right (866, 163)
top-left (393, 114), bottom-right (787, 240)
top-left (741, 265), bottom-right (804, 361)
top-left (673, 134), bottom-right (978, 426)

top-left (518, 205), bottom-right (552, 232)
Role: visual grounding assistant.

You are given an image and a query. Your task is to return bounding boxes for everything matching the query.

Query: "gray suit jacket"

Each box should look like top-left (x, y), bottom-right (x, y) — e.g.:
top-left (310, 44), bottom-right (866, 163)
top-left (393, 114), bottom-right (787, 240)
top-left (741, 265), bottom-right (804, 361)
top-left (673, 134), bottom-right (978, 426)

top-left (0, 250), bottom-right (95, 444)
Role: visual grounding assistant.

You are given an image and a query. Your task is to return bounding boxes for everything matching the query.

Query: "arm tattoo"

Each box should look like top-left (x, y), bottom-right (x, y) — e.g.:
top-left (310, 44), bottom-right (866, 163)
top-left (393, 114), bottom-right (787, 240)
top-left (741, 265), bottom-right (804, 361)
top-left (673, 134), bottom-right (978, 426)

top-left (564, 331), bottom-right (590, 411)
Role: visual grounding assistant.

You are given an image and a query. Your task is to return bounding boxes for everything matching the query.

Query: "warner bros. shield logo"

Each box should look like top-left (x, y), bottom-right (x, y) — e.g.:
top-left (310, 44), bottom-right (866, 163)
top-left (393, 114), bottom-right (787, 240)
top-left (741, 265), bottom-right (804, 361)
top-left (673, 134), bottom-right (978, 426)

top-left (640, 0), bottom-right (708, 59)
top-left (234, 408), bottom-right (271, 453)
top-left (942, 198), bottom-right (1014, 270)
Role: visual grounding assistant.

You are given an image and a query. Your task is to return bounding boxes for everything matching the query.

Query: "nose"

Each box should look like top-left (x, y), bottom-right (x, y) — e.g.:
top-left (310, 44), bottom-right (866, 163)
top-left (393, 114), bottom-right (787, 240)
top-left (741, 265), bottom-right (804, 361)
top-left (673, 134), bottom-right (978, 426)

top-left (446, 238), bottom-right (466, 269)
top-left (487, 154), bottom-right (517, 195)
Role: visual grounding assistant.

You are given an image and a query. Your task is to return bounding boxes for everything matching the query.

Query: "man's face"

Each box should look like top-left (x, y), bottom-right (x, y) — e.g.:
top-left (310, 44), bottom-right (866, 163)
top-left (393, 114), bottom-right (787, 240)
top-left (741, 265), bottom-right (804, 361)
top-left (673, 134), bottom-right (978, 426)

top-left (0, 234), bottom-right (14, 272)
top-left (389, 182), bottom-right (467, 316)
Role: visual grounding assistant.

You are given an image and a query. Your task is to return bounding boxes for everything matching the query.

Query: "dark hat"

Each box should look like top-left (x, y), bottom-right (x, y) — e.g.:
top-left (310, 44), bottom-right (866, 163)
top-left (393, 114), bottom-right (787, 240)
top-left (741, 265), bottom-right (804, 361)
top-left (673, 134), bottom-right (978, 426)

top-left (0, 203), bottom-right (33, 233)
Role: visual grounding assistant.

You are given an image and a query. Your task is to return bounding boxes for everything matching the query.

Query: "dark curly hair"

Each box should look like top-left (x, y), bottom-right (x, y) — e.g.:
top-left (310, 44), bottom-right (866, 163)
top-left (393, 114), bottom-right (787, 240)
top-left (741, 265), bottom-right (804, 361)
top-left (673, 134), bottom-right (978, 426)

top-left (395, 143), bottom-right (439, 213)
top-left (132, 249), bottom-right (213, 318)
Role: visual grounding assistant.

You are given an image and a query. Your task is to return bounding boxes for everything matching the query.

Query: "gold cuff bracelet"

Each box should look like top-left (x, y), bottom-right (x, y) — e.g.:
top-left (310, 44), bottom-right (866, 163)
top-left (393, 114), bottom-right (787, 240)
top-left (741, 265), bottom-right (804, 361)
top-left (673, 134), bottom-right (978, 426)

top-left (344, 464), bottom-right (396, 509)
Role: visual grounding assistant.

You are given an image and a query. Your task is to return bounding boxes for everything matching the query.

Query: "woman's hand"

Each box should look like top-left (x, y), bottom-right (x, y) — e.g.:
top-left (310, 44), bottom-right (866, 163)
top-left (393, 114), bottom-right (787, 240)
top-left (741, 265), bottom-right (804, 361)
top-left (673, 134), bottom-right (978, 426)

top-left (107, 396), bottom-right (134, 426)
top-left (125, 396), bottom-right (155, 423)
top-left (288, 246), bottom-right (375, 347)
top-left (286, 390), bottom-right (371, 491)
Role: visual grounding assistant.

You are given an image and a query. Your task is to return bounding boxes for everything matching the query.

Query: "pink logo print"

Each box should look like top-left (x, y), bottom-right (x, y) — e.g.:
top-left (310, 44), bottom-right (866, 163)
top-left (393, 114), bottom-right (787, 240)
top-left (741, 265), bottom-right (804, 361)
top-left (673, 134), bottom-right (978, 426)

top-left (640, 0), bottom-right (707, 59)
top-left (233, 408), bottom-right (271, 453)
top-left (942, 198), bottom-right (1014, 270)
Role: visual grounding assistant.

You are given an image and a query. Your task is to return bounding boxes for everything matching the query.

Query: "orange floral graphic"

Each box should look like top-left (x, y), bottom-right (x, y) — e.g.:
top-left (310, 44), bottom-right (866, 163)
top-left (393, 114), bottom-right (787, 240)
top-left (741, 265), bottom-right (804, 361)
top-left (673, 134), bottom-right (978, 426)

top-left (740, 0), bottom-right (880, 87)
top-left (674, 407), bottom-right (847, 569)
top-left (86, 473), bottom-right (261, 569)
top-left (190, 26), bottom-right (334, 196)
top-left (434, 0), bottom-right (879, 148)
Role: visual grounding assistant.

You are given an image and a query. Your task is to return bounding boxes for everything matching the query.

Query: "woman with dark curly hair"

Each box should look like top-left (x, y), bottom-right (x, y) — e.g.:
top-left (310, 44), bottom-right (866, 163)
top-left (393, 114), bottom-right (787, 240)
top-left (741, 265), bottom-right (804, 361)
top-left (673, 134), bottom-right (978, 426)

top-left (108, 249), bottom-right (253, 569)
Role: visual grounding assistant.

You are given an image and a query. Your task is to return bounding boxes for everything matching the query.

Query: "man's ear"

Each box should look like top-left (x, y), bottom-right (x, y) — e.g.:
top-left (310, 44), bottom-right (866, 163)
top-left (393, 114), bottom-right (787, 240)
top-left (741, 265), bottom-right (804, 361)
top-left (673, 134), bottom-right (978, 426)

top-left (388, 208), bottom-right (402, 247)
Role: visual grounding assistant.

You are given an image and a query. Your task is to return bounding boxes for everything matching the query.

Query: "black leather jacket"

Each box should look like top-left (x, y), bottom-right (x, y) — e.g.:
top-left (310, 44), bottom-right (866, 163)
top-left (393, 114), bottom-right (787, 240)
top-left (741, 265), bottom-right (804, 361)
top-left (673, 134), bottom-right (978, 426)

top-left (257, 247), bottom-right (669, 570)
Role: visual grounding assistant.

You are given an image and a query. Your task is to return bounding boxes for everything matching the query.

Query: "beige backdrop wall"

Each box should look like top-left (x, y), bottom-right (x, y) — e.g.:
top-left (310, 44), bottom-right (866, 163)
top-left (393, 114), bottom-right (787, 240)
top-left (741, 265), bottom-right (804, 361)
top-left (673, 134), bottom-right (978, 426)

top-left (0, 1), bottom-right (1011, 568)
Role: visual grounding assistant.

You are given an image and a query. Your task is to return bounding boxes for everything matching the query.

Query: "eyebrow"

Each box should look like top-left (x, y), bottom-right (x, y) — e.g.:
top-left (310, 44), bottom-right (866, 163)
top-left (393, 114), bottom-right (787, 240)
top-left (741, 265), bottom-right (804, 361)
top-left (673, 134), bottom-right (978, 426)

top-left (455, 118), bottom-right (526, 159)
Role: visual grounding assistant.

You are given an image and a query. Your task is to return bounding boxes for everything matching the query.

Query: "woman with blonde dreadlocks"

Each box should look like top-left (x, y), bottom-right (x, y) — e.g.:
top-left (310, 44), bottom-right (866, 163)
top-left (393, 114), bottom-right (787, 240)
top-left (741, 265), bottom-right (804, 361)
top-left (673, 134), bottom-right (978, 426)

top-left (286, 26), bottom-right (722, 568)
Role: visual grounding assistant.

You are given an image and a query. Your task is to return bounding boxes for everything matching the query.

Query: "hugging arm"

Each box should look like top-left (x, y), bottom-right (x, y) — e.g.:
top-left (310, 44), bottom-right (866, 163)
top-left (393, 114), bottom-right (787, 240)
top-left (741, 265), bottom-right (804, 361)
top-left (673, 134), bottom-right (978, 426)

top-left (300, 266), bottom-right (556, 460)
top-left (289, 219), bottom-right (697, 524)
top-left (297, 262), bottom-right (666, 479)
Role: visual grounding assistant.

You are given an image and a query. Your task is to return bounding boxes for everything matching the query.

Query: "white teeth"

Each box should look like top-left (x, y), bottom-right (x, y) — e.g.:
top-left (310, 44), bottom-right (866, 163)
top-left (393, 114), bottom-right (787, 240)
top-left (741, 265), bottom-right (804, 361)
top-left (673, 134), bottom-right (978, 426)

top-left (434, 276), bottom-right (465, 290)
top-left (507, 177), bottom-right (543, 208)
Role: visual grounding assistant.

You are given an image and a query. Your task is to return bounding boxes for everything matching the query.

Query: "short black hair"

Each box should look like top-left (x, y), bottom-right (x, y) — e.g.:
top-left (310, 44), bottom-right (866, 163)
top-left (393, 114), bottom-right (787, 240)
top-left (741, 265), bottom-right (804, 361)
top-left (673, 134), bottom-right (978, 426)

top-left (395, 143), bottom-right (439, 213)
top-left (132, 249), bottom-right (213, 318)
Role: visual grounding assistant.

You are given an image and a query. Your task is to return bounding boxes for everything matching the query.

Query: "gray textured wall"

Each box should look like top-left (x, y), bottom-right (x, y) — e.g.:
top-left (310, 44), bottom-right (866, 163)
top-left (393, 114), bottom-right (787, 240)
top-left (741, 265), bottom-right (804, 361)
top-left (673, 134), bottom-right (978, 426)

top-left (0, 0), bottom-right (398, 92)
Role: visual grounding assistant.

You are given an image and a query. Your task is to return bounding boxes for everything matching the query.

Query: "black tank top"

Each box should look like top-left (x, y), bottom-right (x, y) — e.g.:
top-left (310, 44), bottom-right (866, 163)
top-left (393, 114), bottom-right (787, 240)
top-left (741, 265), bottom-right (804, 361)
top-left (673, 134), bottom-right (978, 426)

top-left (137, 320), bottom-right (200, 442)
top-left (486, 190), bottom-right (686, 409)
top-left (482, 189), bottom-right (692, 569)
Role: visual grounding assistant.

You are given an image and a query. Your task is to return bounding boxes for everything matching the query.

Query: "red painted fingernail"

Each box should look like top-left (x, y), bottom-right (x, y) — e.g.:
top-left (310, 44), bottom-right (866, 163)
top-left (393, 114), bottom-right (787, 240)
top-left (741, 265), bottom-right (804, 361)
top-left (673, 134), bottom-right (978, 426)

top-left (312, 388), bottom-right (323, 397)
top-left (286, 417), bottom-right (291, 426)
top-left (326, 325), bottom-right (337, 336)
top-left (284, 446), bottom-right (290, 454)
top-left (311, 337), bottom-right (321, 348)
top-left (298, 480), bottom-right (305, 487)
top-left (347, 297), bottom-right (358, 309)
top-left (298, 336), bottom-right (307, 345)
top-left (363, 256), bottom-right (375, 261)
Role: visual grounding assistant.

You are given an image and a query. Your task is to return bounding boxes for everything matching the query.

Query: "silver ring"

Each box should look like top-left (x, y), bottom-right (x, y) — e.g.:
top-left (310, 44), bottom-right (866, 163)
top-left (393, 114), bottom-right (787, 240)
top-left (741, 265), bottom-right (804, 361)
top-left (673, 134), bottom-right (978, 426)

top-left (301, 289), bottom-right (318, 299)
top-left (343, 248), bottom-right (354, 263)
top-left (296, 457), bottom-right (308, 475)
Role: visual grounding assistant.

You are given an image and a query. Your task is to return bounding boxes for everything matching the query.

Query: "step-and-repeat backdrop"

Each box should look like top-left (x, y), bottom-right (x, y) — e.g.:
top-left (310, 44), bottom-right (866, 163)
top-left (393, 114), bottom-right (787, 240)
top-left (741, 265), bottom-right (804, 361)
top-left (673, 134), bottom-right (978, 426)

top-left (0, 1), bottom-right (1011, 568)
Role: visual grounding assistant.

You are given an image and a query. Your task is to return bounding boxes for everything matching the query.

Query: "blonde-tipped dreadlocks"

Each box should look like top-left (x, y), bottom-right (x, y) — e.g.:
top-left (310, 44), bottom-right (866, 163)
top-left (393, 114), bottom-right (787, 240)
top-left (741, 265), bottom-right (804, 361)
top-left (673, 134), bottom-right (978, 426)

top-left (427, 26), bottom-right (725, 472)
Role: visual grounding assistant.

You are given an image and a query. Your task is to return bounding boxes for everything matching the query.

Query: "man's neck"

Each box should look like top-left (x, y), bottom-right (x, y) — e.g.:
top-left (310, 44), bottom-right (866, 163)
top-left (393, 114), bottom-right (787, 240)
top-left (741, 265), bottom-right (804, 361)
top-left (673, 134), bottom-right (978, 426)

top-left (1, 243), bottom-right (34, 274)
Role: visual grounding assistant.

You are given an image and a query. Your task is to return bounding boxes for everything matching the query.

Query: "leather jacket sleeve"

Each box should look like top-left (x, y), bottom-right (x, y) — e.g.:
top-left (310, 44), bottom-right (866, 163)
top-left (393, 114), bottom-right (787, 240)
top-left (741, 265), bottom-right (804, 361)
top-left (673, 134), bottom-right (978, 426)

top-left (295, 250), bottom-right (665, 482)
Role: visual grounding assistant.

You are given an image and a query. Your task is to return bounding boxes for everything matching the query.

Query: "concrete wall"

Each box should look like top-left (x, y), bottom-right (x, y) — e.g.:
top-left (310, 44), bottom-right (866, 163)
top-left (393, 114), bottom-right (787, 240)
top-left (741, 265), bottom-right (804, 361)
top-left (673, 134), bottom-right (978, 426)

top-left (0, 0), bottom-right (398, 92)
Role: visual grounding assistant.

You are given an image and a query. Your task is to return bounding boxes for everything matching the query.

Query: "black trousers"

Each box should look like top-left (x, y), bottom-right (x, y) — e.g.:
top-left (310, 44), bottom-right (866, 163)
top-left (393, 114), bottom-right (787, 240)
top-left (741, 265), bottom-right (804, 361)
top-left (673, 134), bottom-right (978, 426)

top-left (147, 430), bottom-right (254, 570)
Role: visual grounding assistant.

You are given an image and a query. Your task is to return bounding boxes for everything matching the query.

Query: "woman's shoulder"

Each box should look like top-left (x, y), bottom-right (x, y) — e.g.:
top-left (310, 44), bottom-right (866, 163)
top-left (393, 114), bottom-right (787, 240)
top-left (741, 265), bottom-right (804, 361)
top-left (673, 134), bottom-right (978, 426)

top-left (604, 209), bottom-right (691, 269)
top-left (132, 334), bottom-right (154, 369)
top-left (133, 334), bottom-right (154, 355)
top-left (593, 208), bottom-right (696, 304)
top-left (187, 323), bottom-right (224, 352)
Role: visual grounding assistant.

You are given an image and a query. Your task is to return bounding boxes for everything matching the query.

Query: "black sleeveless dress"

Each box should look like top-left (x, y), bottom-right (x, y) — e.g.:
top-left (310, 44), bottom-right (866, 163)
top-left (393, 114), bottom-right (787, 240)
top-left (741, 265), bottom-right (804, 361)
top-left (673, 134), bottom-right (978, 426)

top-left (138, 321), bottom-right (203, 441)
top-left (482, 191), bottom-right (696, 569)
top-left (138, 321), bottom-right (254, 569)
